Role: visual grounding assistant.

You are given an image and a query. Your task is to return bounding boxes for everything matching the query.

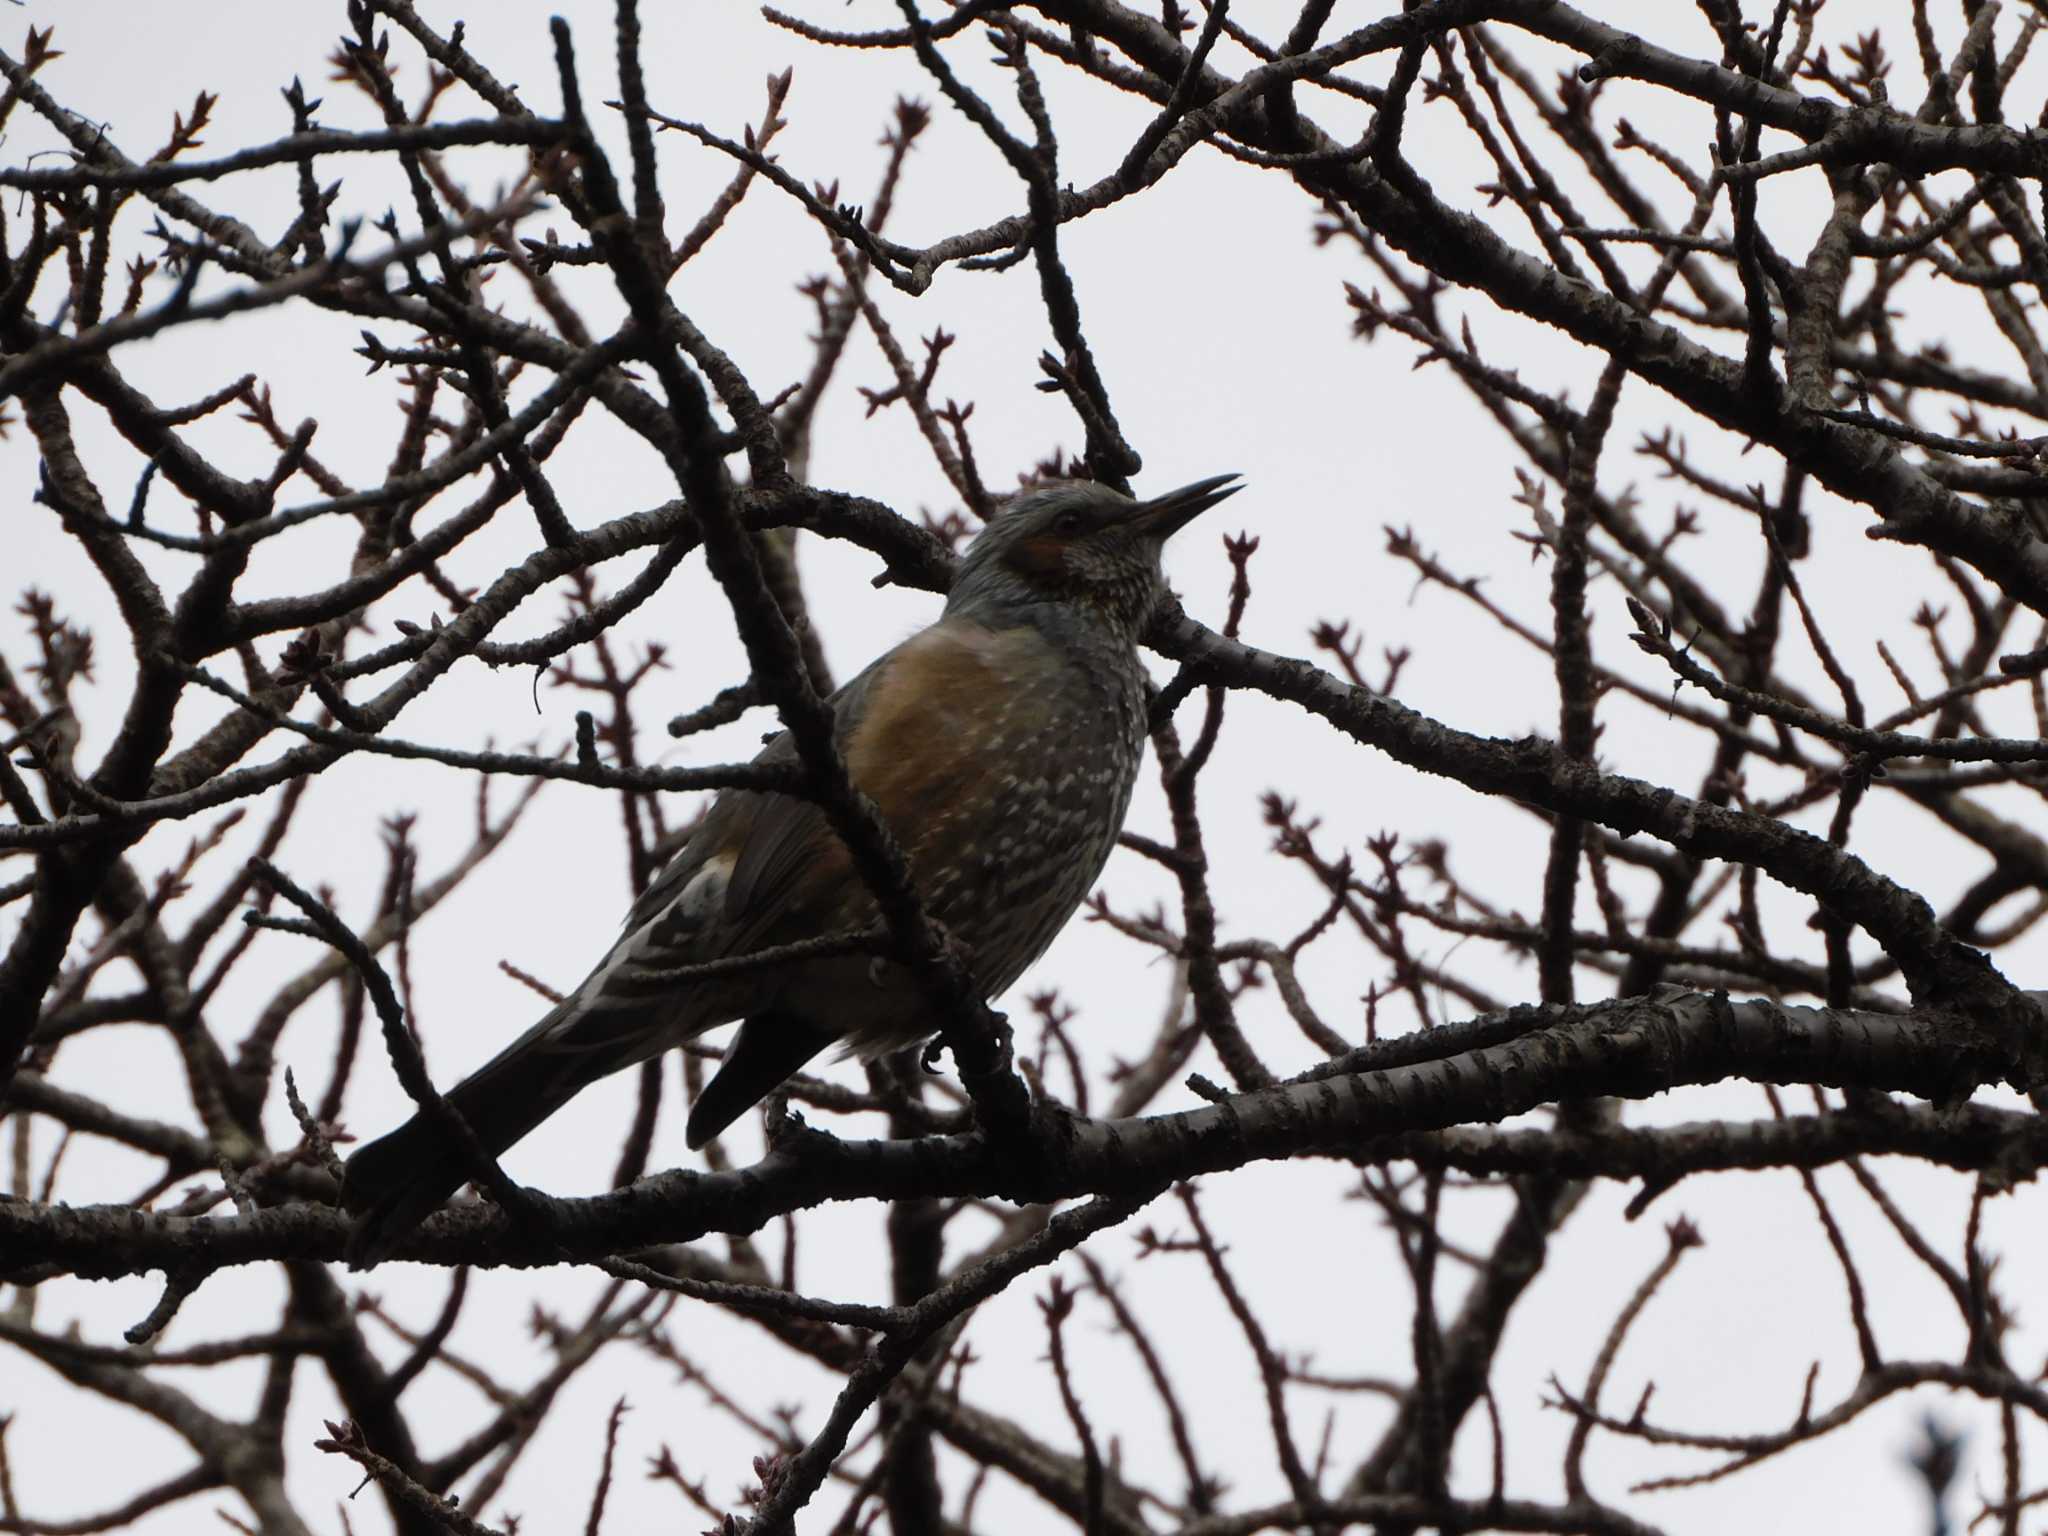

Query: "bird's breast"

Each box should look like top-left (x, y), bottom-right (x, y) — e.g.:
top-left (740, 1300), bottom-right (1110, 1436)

top-left (844, 616), bottom-right (1145, 990)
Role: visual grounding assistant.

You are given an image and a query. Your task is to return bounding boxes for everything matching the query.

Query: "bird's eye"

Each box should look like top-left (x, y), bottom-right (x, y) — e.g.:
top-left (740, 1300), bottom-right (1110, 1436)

top-left (1052, 510), bottom-right (1085, 535)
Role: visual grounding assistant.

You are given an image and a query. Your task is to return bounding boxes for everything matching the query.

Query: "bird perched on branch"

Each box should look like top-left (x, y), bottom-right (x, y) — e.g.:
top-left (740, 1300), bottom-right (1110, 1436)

top-left (342, 473), bottom-right (1242, 1263)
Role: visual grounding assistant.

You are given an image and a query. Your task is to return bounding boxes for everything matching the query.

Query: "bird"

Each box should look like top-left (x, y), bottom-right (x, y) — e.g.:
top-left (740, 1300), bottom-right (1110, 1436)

top-left (340, 472), bottom-right (1242, 1263)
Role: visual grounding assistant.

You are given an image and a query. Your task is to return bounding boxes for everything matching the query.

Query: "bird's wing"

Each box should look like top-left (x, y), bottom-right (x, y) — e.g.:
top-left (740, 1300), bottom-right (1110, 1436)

top-left (577, 618), bottom-right (1029, 1011)
top-left (592, 644), bottom-right (894, 992)
top-left (613, 728), bottom-right (802, 941)
top-left (722, 618), bottom-right (1016, 946)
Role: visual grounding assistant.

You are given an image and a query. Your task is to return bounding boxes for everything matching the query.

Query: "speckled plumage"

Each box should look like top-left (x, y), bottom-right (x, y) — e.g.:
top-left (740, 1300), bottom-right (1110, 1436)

top-left (342, 474), bottom-right (1241, 1263)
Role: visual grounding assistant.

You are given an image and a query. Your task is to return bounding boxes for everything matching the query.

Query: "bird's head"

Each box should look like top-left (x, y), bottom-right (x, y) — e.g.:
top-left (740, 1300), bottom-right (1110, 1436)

top-left (946, 474), bottom-right (1243, 634)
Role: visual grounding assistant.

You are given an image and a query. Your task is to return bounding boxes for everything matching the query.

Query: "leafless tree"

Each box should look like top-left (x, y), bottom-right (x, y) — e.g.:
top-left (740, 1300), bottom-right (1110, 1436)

top-left (4, 2), bottom-right (2047, 1533)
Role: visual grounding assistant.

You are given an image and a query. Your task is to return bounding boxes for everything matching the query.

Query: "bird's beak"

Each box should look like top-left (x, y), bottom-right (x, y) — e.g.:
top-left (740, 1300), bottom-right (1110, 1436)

top-left (1130, 473), bottom-right (1243, 542)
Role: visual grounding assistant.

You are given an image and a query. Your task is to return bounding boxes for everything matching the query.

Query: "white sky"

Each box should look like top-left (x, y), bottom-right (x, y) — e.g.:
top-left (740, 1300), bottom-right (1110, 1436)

top-left (7, 2), bottom-right (2047, 1533)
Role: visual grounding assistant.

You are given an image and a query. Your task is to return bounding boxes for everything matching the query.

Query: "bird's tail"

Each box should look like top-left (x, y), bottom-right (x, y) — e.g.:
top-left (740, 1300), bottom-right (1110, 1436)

top-left (341, 1001), bottom-right (620, 1267)
top-left (341, 1001), bottom-right (847, 1262)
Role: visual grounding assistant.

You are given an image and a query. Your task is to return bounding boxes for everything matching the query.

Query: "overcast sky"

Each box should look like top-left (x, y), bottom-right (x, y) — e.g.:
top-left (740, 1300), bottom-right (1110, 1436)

top-left (9, 2), bottom-right (2047, 1532)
